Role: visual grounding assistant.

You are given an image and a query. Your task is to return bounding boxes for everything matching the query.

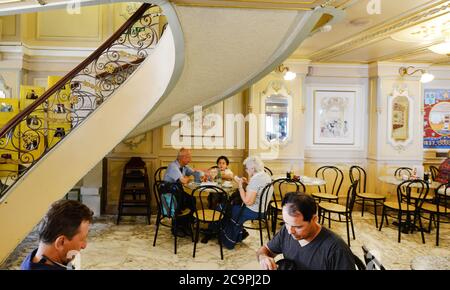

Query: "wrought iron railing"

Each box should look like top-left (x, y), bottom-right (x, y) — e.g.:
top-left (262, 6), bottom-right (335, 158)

top-left (0, 3), bottom-right (165, 199)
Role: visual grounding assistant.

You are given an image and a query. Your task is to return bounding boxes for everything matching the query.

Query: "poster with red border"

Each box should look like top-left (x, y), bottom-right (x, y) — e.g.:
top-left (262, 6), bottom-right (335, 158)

top-left (424, 89), bottom-right (450, 149)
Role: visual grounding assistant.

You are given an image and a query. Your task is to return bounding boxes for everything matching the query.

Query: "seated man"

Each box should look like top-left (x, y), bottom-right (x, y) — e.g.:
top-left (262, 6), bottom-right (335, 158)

top-left (163, 148), bottom-right (197, 236)
top-left (256, 192), bottom-right (356, 270)
top-left (21, 200), bottom-right (93, 270)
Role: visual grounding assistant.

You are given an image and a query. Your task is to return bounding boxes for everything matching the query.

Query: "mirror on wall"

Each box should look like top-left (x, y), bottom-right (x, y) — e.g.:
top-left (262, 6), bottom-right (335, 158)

top-left (387, 88), bottom-right (413, 150)
top-left (261, 81), bottom-right (292, 144)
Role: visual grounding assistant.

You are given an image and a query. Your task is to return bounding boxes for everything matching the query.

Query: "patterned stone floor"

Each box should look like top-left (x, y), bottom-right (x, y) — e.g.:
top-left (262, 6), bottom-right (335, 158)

top-left (1, 212), bottom-right (449, 270)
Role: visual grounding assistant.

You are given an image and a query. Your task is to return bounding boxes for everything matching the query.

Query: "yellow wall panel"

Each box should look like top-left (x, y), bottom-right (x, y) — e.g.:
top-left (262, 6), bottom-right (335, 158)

top-left (36, 6), bottom-right (101, 41)
top-left (0, 15), bottom-right (16, 36)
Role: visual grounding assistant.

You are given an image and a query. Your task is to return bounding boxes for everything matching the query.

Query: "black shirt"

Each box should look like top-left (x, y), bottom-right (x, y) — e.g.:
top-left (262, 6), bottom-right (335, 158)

top-left (267, 226), bottom-right (356, 270)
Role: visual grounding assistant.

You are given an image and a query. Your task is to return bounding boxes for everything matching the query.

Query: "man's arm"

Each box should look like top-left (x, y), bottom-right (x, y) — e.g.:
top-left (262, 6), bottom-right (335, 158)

top-left (256, 245), bottom-right (277, 270)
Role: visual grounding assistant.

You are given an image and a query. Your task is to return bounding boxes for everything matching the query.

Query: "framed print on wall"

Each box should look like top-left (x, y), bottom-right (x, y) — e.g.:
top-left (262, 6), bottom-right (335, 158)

top-left (313, 90), bottom-right (355, 145)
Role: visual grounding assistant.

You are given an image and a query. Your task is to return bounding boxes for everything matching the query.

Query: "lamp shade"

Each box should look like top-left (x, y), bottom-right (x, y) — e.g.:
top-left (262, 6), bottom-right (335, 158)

top-left (420, 73), bottom-right (435, 83)
top-left (283, 71), bottom-right (296, 81)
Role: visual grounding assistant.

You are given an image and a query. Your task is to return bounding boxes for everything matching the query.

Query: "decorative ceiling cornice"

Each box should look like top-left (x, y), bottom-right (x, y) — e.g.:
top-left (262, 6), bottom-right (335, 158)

top-left (169, 0), bottom-right (339, 10)
top-left (309, 0), bottom-right (450, 61)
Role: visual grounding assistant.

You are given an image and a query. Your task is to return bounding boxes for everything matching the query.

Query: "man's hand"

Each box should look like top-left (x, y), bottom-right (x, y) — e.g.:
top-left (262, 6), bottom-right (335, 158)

top-left (179, 176), bottom-right (190, 185)
top-left (258, 255), bottom-right (277, 270)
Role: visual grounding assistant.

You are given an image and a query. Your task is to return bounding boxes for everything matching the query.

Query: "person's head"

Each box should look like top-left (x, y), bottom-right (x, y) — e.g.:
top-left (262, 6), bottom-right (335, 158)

top-left (177, 148), bottom-right (192, 166)
top-left (243, 156), bottom-right (264, 177)
top-left (39, 200), bottom-right (93, 264)
top-left (281, 193), bottom-right (319, 241)
top-left (216, 156), bottom-right (229, 171)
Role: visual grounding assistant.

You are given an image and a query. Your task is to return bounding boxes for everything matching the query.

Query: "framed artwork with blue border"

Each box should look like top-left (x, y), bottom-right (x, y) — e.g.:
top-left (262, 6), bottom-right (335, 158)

top-left (424, 89), bottom-right (450, 149)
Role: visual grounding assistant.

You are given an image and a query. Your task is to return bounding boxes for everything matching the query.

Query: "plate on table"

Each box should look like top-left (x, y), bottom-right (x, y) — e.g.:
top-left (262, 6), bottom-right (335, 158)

top-left (222, 181), bottom-right (233, 188)
top-left (201, 181), bottom-right (218, 186)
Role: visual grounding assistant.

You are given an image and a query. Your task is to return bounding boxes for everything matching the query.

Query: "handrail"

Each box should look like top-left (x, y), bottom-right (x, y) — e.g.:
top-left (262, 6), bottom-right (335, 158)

top-left (0, 3), bottom-right (165, 198)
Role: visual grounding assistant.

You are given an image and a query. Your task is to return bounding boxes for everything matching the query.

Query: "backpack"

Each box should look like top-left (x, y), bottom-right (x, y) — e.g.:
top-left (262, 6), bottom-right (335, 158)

top-left (161, 193), bottom-right (177, 218)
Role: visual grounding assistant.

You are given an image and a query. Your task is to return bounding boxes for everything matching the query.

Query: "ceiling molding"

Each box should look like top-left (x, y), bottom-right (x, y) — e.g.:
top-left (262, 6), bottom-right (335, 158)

top-left (169, 0), bottom-right (337, 10)
top-left (309, 0), bottom-right (450, 61)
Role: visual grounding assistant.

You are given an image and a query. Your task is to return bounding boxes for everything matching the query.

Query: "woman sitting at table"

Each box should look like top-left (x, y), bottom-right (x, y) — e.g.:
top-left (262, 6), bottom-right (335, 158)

top-left (215, 156), bottom-right (234, 181)
top-left (219, 156), bottom-right (272, 249)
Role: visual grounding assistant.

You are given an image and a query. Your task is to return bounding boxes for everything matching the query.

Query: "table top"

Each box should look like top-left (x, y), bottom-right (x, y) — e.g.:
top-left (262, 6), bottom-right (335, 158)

top-left (410, 255), bottom-right (450, 270)
top-left (184, 181), bottom-right (237, 195)
top-left (378, 175), bottom-right (442, 189)
top-left (273, 175), bottom-right (326, 186)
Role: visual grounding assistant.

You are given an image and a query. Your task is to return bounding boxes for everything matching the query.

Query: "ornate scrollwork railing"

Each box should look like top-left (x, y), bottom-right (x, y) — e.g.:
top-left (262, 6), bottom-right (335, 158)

top-left (0, 3), bottom-right (165, 199)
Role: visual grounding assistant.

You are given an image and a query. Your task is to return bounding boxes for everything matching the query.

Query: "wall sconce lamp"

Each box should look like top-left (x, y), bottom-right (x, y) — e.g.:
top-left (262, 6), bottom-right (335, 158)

top-left (398, 66), bottom-right (434, 83)
top-left (276, 64), bottom-right (296, 81)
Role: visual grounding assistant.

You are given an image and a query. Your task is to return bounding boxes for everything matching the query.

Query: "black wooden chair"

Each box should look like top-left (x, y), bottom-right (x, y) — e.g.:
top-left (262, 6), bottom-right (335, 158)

top-left (238, 182), bottom-right (274, 246)
top-left (429, 165), bottom-right (439, 181)
top-left (264, 166), bottom-right (273, 176)
top-left (152, 181), bottom-right (193, 254)
top-left (379, 179), bottom-right (429, 243)
top-left (311, 166), bottom-right (344, 203)
top-left (394, 167), bottom-right (412, 179)
top-left (318, 180), bottom-right (358, 247)
top-left (191, 185), bottom-right (228, 260)
top-left (420, 182), bottom-right (449, 246)
top-left (269, 178), bottom-right (306, 236)
top-left (349, 165), bottom-right (386, 227)
top-left (154, 166), bottom-right (167, 183)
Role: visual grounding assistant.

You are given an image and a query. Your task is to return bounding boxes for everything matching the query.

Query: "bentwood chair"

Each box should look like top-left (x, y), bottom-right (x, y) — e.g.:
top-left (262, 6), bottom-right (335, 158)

top-left (394, 167), bottom-right (412, 179)
top-left (420, 182), bottom-right (449, 246)
top-left (429, 165), bottom-right (440, 181)
top-left (269, 178), bottom-right (306, 236)
top-left (379, 180), bottom-right (429, 244)
top-left (152, 181), bottom-right (193, 254)
top-left (238, 182), bottom-right (274, 246)
top-left (318, 180), bottom-right (358, 246)
top-left (349, 165), bottom-right (386, 227)
top-left (311, 166), bottom-right (344, 203)
top-left (154, 166), bottom-right (167, 183)
top-left (264, 166), bottom-right (273, 176)
top-left (191, 185), bottom-right (228, 260)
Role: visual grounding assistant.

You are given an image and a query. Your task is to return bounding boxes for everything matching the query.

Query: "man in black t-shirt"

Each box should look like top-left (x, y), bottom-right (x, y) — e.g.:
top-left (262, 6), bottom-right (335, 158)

top-left (257, 193), bottom-right (355, 270)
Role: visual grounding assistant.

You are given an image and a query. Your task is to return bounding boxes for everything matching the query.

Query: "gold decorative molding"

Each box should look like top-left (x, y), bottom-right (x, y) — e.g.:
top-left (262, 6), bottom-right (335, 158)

top-left (170, 0), bottom-right (336, 10)
top-left (310, 0), bottom-right (450, 61)
top-left (122, 134), bottom-right (147, 150)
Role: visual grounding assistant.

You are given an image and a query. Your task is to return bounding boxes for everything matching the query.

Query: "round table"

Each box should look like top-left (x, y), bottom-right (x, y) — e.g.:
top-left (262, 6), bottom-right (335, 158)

top-left (411, 255), bottom-right (450, 270)
top-left (378, 176), bottom-right (442, 189)
top-left (273, 175), bottom-right (326, 186)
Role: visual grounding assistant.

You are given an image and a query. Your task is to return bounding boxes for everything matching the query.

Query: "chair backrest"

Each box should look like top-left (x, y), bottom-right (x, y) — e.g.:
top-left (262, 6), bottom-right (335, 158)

top-left (362, 245), bottom-right (385, 270)
top-left (258, 182), bottom-right (275, 216)
top-left (345, 180), bottom-right (359, 213)
top-left (264, 166), bottom-right (273, 176)
top-left (154, 181), bottom-right (183, 218)
top-left (191, 185), bottom-right (228, 222)
top-left (394, 167), bottom-right (412, 178)
top-left (271, 178), bottom-right (306, 210)
top-left (436, 182), bottom-right (450, 215)
top-left (315, 166), bottom-right (344, 196)
top-left (154, 166), bottom-right (167, 182)
top-left (349, 165), bottom-right (366, 193)
top-left (430, 165), bottom-right (440, 181)
top-left (396, 179), bottom-right (429, 212)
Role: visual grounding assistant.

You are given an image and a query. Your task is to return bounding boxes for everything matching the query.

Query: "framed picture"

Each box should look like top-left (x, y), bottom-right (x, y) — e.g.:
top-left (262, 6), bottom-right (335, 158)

top-left (179, 101), bottom-right (224, 138)
top-left (423, 88), bottom-right (450, 149)
top-left (313, 90), bottom-right (355, 145)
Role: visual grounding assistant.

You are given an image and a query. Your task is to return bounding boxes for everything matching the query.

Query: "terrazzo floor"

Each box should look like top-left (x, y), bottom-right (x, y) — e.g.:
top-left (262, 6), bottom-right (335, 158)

top-left (1, 211), bottom-right (449, 270)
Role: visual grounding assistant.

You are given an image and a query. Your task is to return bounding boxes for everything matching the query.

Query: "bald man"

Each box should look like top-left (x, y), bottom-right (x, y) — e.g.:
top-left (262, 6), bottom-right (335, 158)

top-left (164, 148), bottom-right (195, 185)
